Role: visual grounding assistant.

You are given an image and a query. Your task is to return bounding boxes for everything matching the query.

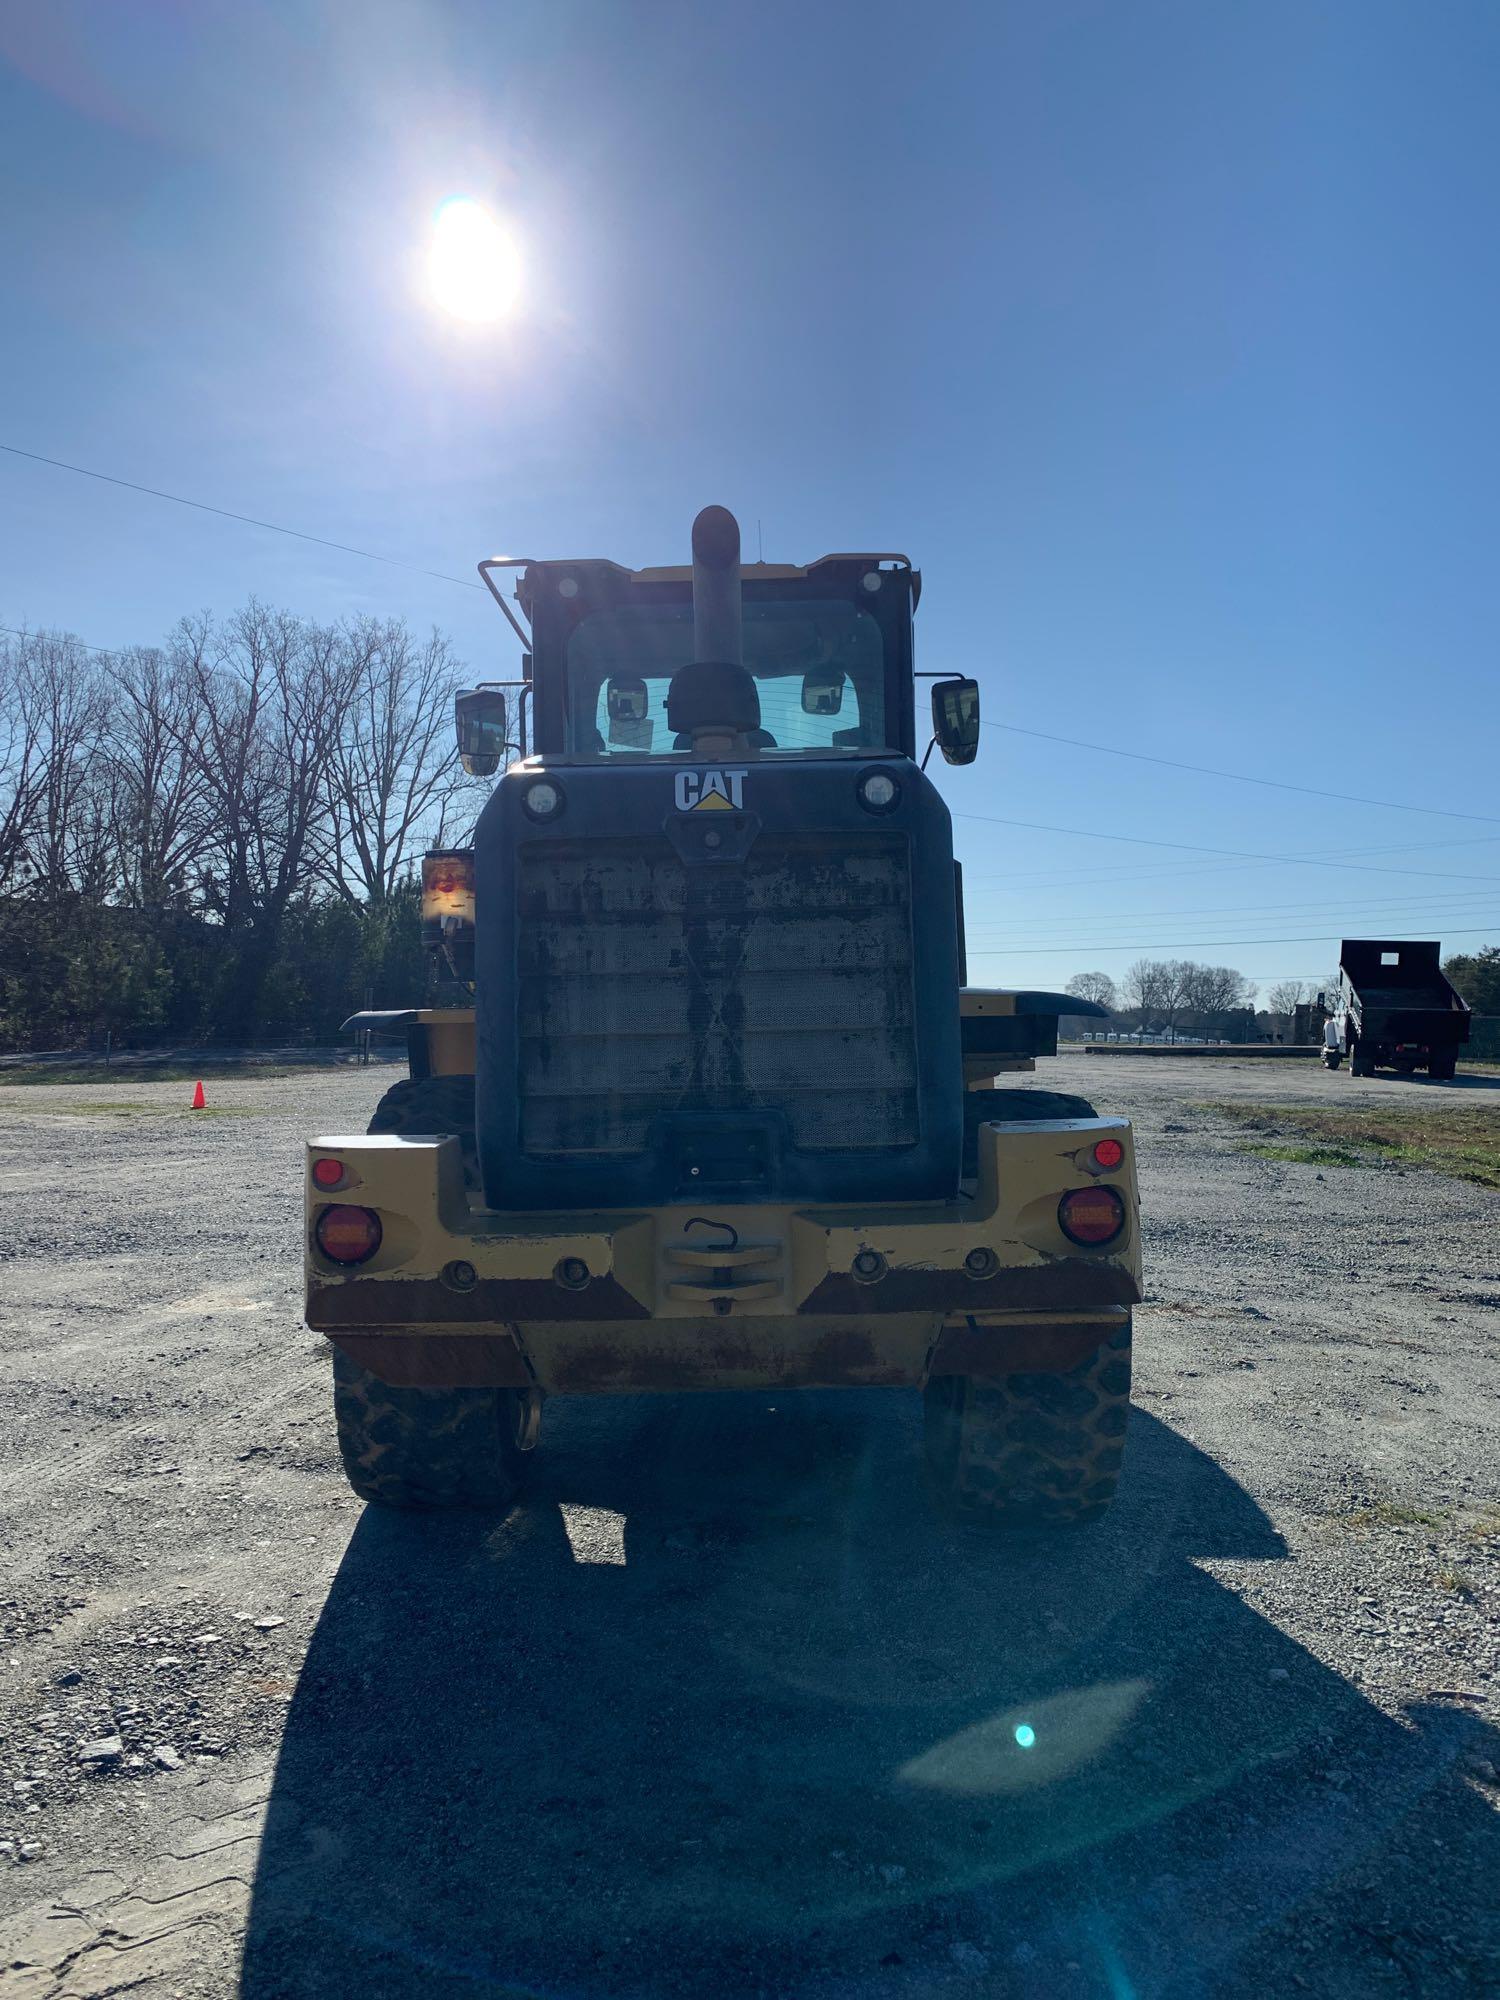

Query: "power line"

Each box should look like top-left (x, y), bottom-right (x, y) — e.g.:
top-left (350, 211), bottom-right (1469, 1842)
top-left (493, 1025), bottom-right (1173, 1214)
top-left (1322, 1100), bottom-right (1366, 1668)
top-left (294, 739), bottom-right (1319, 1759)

top-left (962, 882), bottom-right (1500, 926)
top-left (958, 842), bottom-right (1500, 894)
top-left (953, 809), bottom-right (1500, 884)
top-left (962, 888), bottom-right (1500, 942)
top-left (981, 717), bottom-right (1500, 827)
top-left (967, 922), bottom-right (1500, 956)
top-left (1, 436), bottom-right (1491, 851)
top-left (3, 431), bottom-right (1490, 845)
top-left (0, 443), bottom-right (485, 594)
top-left (5, 436), bottom-right (1490, 838)
top-left (1, 622), bottom-right (117, 658)
top-left (968, 892), bottom-right (1500, 928)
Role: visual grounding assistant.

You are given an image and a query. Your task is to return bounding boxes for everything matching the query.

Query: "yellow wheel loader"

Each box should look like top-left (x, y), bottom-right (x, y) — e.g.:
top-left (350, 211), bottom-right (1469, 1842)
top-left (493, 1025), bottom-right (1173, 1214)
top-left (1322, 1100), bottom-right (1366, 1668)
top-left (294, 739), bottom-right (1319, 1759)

top-left (306, 507), bottom-right (1141, 1525)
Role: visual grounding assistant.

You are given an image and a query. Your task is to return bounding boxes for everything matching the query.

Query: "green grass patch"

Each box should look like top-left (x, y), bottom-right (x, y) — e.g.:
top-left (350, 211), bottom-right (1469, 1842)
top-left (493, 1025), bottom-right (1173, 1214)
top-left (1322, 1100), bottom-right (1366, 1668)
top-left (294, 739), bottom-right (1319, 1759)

top-left (0, 1060), bottom-right (343, 1086)
top-left (1435, 1567), bottom-right (1476, 1597)
top-left (1199, 1099), bottom-right (1500, 1191)
top-left (16, 1100), bottom-right (260, 1119)
top-left (1237, 1141), bottom-right (1368, 1169)
top-left (1343, 1500), bottom-right (1448, 1529)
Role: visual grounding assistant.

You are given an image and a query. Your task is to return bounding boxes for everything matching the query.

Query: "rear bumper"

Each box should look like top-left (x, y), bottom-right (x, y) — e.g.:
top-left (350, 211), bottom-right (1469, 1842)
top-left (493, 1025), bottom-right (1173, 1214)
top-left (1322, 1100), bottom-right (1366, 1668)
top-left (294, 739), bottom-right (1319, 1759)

top-left (305, 1116), bottom-right (1142, 1392)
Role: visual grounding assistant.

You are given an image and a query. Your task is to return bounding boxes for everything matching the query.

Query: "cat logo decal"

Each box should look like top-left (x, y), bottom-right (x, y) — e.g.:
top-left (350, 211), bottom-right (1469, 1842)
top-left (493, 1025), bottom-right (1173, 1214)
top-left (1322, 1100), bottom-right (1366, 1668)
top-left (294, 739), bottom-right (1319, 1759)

top-left (674, 768), bottom-right (747, 812)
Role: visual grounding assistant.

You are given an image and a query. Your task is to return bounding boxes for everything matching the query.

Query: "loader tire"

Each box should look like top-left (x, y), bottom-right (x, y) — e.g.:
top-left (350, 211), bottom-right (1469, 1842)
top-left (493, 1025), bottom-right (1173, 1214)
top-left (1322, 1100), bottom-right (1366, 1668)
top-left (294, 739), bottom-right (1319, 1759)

top-left (923, 1315), bottom-right (1132, 1528)
top-left (368, 1073), bottom-right (477, 1187)
top-left (332, 1349), bottom-right (533, 1511)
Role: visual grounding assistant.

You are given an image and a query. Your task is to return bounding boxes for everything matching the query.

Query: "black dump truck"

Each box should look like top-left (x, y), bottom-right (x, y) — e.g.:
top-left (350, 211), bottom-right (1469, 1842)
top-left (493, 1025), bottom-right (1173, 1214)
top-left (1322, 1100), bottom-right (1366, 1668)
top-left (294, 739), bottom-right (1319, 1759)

top-left (1337, 939), bottom-right (1471, 1079)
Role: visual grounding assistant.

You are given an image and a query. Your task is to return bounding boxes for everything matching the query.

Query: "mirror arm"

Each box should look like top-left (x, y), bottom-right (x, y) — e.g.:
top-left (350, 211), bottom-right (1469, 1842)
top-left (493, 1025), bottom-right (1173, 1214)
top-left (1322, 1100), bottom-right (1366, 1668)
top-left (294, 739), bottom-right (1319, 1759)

top-left (481, 680), bottom-right (532, 758)
top-left (477, 559), bottom-right (535, 655)
top-left (920, 736), bottom-right (937, 772)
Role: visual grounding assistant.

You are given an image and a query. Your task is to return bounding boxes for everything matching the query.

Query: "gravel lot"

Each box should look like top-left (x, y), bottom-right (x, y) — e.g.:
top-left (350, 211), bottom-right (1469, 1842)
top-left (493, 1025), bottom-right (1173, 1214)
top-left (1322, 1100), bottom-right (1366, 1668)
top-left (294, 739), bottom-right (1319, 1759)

top-left (1, 1055), bottom-right (1497, 1998)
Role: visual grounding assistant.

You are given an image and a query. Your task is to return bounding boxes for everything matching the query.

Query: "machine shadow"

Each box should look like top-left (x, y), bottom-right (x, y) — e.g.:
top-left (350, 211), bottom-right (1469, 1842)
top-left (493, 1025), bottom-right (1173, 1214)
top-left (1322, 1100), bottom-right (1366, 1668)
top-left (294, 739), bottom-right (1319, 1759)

top-left (242, 1397), bottom-right (1499, 1999)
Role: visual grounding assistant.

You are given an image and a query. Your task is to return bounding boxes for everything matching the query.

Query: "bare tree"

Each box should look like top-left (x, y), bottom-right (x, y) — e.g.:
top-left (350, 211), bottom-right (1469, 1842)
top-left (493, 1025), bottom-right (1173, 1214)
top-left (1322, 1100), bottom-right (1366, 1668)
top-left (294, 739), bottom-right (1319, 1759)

top-left (188, 605), bottom-right (357, 936)
top-left (1122, 957), bottom-right (1168, 1035)
top-left (1158, 958), bottom-right (1199, 1042)
top-left (12, 632), bottom-right (110, 897)
top-left (0, 630), bottom-right (46, 889)
top-left (1181, 963), bottom-right (1256, 1040)
top-left (1266, 979), bottom-right (1306, 1028)
top-left (1065, 970), bottom-right (1117, 1011)
top-left (323, 619), bottom-right (469, 906)
top-left (107, 638), bottom-right (213, 909)
top-left (0, 594), bottom-right (491, 1053)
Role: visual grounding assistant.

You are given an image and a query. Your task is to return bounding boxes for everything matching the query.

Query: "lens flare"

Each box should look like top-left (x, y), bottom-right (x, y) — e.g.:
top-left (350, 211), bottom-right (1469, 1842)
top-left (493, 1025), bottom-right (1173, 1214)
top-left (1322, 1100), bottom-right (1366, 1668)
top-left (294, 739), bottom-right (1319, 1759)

top-left (429, 198), bottom-right (521, 323)
top-left (1013, 1723), bottom-right (1036, 1749)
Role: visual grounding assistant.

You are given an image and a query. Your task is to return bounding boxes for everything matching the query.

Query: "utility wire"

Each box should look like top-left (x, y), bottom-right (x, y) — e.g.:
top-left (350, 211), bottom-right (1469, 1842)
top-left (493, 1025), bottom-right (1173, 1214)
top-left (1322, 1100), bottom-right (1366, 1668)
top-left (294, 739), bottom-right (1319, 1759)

top-left (0, 443), bottom-right (485, 593)
top-left (961, 888), bottom-right (1500, 942)
top-left (981, 717), bottom-right (1500, 827)
top-left (960, 845), bottom-right (1500, 892)
top-left (953, 809), bottom-right (1500, 884)
top-left (967, 922), bottom-right (1500, 956)
top-left (6, 441), bottom-right (1496, 865)
top-left (1, 621), bottom-right (117, 658)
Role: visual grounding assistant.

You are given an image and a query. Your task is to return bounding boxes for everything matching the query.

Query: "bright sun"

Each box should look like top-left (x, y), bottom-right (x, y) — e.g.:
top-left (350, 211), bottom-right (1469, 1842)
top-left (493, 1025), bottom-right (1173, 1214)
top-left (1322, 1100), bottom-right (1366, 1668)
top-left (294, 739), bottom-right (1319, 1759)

top-left (429, 198), bottom-right (521, 323)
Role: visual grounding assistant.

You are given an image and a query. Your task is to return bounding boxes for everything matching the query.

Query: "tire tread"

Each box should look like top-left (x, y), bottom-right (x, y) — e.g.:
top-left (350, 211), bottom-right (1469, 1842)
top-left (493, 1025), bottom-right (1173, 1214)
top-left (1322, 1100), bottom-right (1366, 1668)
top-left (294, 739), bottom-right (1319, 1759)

top-left (332, 1350), bottom-right (524, 1511)
top-left (924, 1316), bottom-right (1132, 1527)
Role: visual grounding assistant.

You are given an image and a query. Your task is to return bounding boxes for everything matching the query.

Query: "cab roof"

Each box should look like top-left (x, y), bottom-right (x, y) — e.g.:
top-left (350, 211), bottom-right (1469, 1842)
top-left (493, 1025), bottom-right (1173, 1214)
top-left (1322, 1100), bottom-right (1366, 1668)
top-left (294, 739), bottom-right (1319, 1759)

top-left (511, 552), bottom-right (921, 616)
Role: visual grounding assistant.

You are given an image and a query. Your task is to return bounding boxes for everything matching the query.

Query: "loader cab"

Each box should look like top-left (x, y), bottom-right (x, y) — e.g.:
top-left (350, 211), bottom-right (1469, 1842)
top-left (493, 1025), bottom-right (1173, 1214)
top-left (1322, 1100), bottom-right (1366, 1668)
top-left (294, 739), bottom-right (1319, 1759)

top-left (513, 553), bottom-right (924, 764)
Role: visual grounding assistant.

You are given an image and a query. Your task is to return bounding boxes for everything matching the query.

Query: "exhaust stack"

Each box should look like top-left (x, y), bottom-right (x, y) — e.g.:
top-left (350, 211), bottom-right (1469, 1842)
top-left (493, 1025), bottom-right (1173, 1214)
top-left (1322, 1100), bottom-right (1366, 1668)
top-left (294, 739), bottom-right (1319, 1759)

top-left (691, 505), bottom-right (743, 664)
top-left (668, 505), bottom-right (758, 752)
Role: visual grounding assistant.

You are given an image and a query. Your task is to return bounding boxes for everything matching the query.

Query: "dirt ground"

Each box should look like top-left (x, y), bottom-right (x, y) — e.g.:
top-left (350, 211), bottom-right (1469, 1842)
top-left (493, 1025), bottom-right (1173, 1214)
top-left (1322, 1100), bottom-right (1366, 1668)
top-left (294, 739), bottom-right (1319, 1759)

top-left (1, 1055), bottom-right (1497, 1998)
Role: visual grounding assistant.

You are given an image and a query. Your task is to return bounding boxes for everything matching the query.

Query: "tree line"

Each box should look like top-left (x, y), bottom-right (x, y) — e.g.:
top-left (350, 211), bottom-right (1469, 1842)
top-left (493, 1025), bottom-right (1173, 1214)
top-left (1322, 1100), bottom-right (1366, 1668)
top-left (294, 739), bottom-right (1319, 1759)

top-left (0, 611), bottom-right (478, 1050)
top-left (1066, 961), bottom-right (1262, 1041)
top-left (1067, 949), bottom-right (1500, 1042)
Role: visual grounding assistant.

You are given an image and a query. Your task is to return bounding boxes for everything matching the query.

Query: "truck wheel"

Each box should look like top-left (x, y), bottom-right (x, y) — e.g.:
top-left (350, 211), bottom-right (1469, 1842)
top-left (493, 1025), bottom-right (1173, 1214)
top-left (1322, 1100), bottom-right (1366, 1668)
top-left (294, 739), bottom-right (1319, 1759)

top-left (1350, 1044), bottom-right (1374, 1077)
top-left (923, 1317), bottom-right (1132, 1528)
top-left (1429, 1053), bottom-right (1457, 1081)
top-left (332, 1349), bottom-right (534, 1511)
top-left (368, 1073), bottom-right (477, 1186)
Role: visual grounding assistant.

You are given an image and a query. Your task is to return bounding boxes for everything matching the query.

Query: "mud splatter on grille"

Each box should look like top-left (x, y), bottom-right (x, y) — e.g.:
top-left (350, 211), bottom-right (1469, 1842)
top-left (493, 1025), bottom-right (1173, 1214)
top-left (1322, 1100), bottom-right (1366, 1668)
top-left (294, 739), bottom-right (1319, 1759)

top-left (517, 833), bottom-right (917, 1156)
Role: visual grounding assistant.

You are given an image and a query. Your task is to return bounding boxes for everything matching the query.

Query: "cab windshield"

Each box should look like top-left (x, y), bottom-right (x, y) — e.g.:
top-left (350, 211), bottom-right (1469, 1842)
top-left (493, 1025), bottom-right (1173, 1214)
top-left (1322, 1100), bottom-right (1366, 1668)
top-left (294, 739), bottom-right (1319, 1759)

top-left (565, 597), bottom-right (888, 756)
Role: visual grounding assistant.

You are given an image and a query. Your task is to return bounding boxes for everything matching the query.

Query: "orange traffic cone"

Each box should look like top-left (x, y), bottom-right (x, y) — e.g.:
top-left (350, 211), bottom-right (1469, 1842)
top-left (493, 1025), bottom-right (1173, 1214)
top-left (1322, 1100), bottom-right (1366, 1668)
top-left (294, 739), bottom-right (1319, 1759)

top-left (191, 1080), bottom-right (206, 1109)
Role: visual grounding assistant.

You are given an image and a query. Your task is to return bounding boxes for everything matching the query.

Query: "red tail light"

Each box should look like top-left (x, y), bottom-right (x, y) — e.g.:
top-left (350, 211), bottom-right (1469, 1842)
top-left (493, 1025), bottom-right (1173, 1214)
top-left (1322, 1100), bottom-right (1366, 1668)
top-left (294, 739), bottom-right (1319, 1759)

top-left (311, 1156), bottom-right (346, 1191)
top-left (315, 1205), bottom-right (382, 1266)
top-left (1092, 1137), bottom-right (1125, 1170)
top-left (1058, 1186), bottom-right (1125, 1247)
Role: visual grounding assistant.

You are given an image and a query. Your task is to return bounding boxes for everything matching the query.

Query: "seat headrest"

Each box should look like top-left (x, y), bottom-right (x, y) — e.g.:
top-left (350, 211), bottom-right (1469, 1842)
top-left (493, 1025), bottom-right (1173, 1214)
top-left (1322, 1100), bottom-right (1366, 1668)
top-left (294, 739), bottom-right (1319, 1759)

top-left (666, 661), bottom-right (761, 737)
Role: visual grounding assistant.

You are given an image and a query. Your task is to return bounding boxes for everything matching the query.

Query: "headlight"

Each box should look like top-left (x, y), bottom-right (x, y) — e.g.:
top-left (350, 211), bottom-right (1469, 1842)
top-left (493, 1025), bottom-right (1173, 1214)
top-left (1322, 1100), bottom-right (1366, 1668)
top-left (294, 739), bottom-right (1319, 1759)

top-left (856, 768), bottom-right (900, 814)
top-left (522, 778), bottom-right (564, 821)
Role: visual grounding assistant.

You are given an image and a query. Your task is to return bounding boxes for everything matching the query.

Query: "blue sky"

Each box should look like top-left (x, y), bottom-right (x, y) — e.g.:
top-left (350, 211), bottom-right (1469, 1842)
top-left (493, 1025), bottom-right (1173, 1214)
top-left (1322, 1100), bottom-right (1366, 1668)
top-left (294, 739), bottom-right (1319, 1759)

top-left (3, 0), bottom-right (1498, 997)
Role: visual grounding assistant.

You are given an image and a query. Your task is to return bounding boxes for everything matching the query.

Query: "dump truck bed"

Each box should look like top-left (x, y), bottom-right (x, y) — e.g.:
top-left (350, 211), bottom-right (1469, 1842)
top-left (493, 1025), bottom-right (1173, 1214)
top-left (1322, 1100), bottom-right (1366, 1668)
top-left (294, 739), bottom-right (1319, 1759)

top-left (1338, 938), bottom-right (1471, 1053)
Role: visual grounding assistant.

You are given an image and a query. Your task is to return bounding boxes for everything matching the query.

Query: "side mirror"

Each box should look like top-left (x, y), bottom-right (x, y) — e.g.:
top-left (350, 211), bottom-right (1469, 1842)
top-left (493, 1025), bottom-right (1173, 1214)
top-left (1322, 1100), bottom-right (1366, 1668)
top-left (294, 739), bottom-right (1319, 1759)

top-left (801, 667), bottom-right (845, 716)
top-left (931, 677), bottom-right (980, 766)
top-left (606, 676), bottom-right (649, 725)
top-left (454, 688), bottom-right (508, 777)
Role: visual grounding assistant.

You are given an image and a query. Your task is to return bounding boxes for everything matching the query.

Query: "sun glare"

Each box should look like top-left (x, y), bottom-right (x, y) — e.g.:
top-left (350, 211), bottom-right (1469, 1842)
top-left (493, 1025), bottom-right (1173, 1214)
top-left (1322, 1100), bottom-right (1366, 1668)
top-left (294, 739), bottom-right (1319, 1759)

top-left (429, 198), bottom-right (521, 323)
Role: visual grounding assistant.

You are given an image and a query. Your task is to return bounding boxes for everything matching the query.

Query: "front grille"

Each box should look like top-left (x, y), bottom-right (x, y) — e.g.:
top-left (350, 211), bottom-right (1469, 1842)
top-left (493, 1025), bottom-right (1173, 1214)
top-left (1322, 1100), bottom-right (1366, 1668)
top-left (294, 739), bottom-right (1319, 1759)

top-left (516, 833), bottom-right (917, 1156)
